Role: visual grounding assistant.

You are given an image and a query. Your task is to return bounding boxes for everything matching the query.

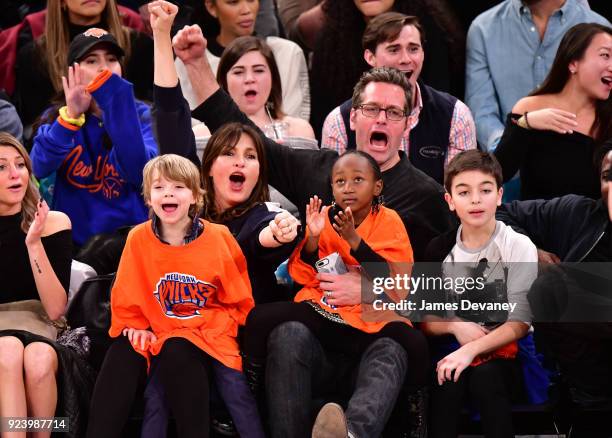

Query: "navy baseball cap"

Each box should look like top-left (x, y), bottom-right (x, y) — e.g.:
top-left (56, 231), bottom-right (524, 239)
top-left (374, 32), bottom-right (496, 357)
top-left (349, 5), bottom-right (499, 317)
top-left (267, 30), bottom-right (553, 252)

top-left (67, 28), bottom-right (125, 66)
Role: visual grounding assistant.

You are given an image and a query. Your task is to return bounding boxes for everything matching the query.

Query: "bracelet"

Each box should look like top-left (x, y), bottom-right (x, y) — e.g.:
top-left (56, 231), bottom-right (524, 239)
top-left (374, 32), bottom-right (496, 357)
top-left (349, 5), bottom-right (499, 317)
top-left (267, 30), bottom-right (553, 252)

top-left (517, 114), bottom-right (529, 130)
top-left (523, 112), bottom-right (532, 129)
top-left (59, 106), bottom-right (86, 127)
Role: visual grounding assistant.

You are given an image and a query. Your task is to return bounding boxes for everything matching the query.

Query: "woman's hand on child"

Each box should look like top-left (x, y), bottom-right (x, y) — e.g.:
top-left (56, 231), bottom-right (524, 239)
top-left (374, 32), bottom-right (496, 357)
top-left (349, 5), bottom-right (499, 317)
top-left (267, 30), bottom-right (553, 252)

top-left (270, 211), bottom-right (299, 243)
top-left (306, 196), bottom-right (325, 238)
top-left (332, 207), bottom-right (360, 250)
top-left (436, 344), bottom-right (478, 385)
top-left (25, 199), bottom-right (49, 247)
top-left (523, 108), bottom-right (577, 134)
top-left (62, 63), bottom-right (91, 119)
top-left (148, 0), bottom-right (178, 35)
top-left (172, 25), bottom-right (207, 65)
top-left (123, 328), bottom-right (157, 351)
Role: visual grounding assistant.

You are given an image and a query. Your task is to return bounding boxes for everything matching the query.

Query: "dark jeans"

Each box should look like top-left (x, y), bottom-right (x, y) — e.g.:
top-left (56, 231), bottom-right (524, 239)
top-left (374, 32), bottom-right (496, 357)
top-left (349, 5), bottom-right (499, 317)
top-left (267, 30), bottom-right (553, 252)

top-left (429, 359), bottom-right (522, 438)
top-left (266, 321), bottom-right (409, 438)
top-left (245, 301), bottom-right (429, 386)
top-left (87, 336), bottom-right (211, 438)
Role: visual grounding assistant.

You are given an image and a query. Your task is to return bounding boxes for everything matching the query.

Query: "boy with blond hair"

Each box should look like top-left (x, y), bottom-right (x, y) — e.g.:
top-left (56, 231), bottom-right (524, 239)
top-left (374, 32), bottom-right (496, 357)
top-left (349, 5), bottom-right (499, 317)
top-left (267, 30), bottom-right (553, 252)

top-left (86, 154), bottom-right (254, 438)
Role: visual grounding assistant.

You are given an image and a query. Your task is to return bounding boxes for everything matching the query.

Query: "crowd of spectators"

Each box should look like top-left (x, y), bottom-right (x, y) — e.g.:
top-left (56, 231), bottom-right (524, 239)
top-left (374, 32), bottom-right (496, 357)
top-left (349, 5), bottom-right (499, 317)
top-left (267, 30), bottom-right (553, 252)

top-left (0, 0), bottom-right (610, 437)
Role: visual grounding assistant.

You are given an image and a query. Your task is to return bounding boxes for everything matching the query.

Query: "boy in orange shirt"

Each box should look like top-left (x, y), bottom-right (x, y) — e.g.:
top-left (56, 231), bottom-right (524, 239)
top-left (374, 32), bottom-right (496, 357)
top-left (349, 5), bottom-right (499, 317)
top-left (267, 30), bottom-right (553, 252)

top-left (86, 154), bottom-right (254, 438)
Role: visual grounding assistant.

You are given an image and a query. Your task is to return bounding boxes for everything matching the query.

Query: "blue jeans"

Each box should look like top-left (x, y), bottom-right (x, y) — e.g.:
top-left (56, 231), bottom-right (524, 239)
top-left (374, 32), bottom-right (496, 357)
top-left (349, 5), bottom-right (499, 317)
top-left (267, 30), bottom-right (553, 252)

top-left (266, 321), bottom-right (408, 438)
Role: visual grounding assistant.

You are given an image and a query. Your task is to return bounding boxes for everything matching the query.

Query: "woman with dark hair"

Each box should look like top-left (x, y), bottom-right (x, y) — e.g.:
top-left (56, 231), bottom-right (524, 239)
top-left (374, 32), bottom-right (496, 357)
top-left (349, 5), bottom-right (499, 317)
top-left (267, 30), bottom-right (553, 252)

top-left (153, 0), bottom-right (299, 336)
top-left (309, 0), bottom-right (464, 135)
top-left (0, 132), bottom-right (93, 438)
top-left (495, 22), bottom-right (612, 201)
top-left (194, 35), bottom-right (314, 215)
top-left (216, 36), bottom-right (315, 145)
top-left (177, 0), bottom-right (310, 120)
top-left (13, 0), bottom-right (153, 129)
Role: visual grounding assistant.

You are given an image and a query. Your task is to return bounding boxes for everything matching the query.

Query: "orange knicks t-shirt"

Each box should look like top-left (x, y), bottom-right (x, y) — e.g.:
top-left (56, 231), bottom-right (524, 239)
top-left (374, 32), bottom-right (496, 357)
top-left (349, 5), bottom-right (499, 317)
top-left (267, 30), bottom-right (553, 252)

top-left (109, 220), bottom-right (254, 371)
top-left (289, 205), bottom-right (414, 333)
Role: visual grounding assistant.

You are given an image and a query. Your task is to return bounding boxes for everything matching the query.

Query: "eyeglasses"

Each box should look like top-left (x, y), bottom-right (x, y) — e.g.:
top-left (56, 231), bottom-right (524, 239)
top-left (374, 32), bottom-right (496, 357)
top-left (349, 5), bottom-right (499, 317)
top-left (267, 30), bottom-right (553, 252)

top-left (356, 104), bottom-right (406, 121)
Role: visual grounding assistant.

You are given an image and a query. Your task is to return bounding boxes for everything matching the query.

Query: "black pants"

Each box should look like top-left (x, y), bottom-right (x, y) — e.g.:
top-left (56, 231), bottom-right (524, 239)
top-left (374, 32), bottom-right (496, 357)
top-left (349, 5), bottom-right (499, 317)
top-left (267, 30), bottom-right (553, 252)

top-left (430, 358), bottom-right (522, 438)
top-left (86, 336), bottom-right (212, 438)
top-left (244, 301), bottom-right (429, 386)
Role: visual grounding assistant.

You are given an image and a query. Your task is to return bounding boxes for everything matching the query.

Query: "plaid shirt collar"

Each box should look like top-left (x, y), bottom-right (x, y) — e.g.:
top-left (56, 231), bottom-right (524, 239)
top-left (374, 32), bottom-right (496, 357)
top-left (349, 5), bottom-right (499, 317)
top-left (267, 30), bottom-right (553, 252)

top-left (151, 214), bottom-right (203, 245)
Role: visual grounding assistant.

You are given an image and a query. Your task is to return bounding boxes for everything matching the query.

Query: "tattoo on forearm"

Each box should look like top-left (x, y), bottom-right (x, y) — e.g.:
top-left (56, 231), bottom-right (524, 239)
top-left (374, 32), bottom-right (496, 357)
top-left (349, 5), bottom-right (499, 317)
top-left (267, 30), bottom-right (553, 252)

top-left (34, 259), bottom-right (42, 274)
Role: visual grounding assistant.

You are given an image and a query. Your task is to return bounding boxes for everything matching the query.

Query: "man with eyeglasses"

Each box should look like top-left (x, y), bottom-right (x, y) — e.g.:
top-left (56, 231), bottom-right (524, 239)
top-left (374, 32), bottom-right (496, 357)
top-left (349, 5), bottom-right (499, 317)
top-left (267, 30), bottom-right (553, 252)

top-left (158, 17), bottom-right (455, 437)
top-left (165, 40), bottom-right (455, 262)
top-left (321, 12), bottom-right (477, 185)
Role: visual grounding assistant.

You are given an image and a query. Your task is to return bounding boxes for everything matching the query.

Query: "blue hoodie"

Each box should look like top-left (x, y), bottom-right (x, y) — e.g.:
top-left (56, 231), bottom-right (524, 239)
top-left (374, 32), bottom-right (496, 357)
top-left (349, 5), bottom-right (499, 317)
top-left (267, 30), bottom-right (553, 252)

top-left (31, 71), bottom-right (158, 245)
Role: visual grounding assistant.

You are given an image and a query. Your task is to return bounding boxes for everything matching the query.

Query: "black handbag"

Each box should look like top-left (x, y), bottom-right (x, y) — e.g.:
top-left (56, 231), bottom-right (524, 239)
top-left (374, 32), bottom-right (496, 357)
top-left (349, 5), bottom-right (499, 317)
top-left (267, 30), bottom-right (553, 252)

top-left (65, 273), bottom-right (116, 371)
top-left (66, 273), bottom-right (115, 332)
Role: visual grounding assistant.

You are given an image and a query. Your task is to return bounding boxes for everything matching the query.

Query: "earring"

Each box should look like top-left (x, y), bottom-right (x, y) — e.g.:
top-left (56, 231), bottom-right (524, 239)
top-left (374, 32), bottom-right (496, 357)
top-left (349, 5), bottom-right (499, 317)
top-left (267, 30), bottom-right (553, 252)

top-left (570, 69), bottom-right (576, 74)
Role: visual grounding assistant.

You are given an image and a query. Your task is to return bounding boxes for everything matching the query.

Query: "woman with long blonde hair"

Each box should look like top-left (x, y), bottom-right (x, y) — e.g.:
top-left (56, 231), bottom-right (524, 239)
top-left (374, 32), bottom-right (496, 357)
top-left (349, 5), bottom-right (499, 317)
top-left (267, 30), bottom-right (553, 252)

top-left (0, 132), bottom-right (91, 437)
top-left (13, 0), bottom-right (153, 128)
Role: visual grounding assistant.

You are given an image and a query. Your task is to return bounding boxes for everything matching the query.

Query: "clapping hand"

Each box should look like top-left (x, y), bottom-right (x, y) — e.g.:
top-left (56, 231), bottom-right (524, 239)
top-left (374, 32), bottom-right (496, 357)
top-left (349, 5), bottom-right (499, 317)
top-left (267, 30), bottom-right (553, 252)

top-left (331, 207), bottom-right (360, 249)
top-left (306, 196), bottom-right (325, 238)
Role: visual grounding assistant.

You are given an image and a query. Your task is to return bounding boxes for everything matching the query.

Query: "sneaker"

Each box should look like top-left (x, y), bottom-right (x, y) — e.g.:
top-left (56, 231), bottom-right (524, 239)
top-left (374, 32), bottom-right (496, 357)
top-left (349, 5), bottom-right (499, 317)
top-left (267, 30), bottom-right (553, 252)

top-left (312, 402), bottom-right (349, 438)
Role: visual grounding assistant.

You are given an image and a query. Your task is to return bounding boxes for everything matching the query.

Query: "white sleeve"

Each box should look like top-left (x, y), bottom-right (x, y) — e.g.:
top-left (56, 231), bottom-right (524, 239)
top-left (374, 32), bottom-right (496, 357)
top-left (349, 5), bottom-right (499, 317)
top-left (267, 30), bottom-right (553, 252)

top-left (268, 37), bottom-right (311, 120)
top-left (504, 230), bottom-right (538, 323)
top-left (175, 51), bottom-right (220, 112)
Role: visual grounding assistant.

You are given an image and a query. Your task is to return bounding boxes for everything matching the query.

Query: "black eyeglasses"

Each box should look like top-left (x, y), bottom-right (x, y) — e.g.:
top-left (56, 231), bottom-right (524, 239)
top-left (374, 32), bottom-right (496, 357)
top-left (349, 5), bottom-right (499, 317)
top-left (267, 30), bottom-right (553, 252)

top-left (356, 104), bottom-right (406, 121)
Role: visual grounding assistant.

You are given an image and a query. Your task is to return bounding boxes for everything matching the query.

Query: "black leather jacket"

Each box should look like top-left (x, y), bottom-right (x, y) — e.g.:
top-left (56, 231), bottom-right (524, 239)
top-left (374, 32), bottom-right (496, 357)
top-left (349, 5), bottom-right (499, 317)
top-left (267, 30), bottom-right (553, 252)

top-left (496, 194), bottom-right (609, 262)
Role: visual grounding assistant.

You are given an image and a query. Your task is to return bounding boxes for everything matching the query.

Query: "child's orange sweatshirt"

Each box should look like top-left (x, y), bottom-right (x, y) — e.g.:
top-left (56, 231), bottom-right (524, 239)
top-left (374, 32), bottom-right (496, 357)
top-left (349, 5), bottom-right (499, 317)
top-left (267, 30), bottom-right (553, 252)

top-left (289, 205), bottom-right (414, 333)
top-left (109, 220), bottom-right (254, 371)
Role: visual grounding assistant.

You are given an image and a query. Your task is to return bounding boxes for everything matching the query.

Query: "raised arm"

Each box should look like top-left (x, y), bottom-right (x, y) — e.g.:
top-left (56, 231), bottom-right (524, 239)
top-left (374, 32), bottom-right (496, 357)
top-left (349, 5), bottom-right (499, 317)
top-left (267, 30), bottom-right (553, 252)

top-left (150, 1), bottom-right (179, 88)
top-left (149, 0), bottom-right (199, 166)
top-left (30, 64), bottom-right (93, 178)
top-left (171, 24), bottom-right (219, 107)
top-left (170, 17), bottom-right (337, 213)
top-left (88, 71), bottom-right (158, 186)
